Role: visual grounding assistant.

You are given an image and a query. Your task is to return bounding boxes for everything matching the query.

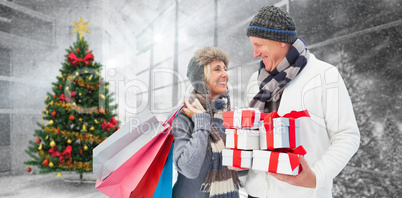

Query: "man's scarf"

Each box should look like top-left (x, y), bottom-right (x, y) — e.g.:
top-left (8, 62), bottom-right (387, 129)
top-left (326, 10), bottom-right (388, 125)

top-left (249, 37), bottom-right (310, 110)
top-left (188, 91), bottom-right (241, 198)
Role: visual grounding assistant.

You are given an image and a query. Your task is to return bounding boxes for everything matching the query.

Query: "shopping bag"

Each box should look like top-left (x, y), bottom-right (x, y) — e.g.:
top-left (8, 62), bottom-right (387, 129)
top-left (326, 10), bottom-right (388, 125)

top-left (93, 108), bottom-right (163, 181)
top-left (152, 144), bottom-right (173, 198)
top-left (130, 134), bottom-right (173, 198)
top-left (95, 127), bottom-right (173, 198)
top-left (95, 105), bottom-right (185, 197)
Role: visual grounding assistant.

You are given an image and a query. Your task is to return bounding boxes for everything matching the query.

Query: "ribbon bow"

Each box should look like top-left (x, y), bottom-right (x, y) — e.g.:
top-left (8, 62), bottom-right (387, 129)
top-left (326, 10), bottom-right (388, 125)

top-left (68, 52), bottom-right (94, 66)
top-left (48, 145), bottom-right (72, 163)
top-left (101, 117), bottom-right (118, 132)
top-left (59, 92), bottom-right (75, 102)
top-left (269, 146), bottom-right (307, 173)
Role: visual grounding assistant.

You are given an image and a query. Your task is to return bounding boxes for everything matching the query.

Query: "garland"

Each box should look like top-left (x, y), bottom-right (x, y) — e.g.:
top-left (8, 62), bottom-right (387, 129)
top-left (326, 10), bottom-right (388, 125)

top-left (44, 127), bottom-right (105, 144)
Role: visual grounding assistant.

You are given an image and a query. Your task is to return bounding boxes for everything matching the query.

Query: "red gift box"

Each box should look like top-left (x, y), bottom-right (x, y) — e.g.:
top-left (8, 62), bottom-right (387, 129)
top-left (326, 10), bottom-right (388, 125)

top-left (223, 108), bottom-right (268, 129)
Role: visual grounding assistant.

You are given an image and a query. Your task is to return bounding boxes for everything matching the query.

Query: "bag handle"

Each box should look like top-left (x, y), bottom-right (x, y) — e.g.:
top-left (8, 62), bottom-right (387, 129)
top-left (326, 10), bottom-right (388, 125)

top-left (163, 104), bottom-right (186, 126)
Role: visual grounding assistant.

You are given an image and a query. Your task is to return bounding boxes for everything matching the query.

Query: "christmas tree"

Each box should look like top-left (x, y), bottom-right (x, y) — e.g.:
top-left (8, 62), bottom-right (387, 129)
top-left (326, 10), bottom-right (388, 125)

top-left (24, 18), bottom-right (119, 179)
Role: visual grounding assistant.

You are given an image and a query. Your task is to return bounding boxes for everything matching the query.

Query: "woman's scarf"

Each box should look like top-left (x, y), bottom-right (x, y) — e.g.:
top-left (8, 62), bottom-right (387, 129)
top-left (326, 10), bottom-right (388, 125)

top-left (188, 91), bottom-right (241, 198)
top-left (249, 37), bottom-right (310, 110)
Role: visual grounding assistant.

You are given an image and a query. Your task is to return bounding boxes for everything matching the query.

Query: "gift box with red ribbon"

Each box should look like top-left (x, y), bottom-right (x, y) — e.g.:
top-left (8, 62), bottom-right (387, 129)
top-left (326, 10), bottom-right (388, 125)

top-left (222, 149), bottom-right (253, 169)
top-left (259, 110), bottom-right (310, 150)
top-left (223, 108), bottom-right (268, 129)
top-left (225, 129), bottom-right (259, 150)
top-left (252, 146), bottom-right (307, 175)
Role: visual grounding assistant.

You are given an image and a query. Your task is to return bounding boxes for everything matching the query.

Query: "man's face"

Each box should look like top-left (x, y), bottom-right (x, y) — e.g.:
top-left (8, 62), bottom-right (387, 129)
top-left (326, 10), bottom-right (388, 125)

top-left (249, 36), bottom-right (288, 72)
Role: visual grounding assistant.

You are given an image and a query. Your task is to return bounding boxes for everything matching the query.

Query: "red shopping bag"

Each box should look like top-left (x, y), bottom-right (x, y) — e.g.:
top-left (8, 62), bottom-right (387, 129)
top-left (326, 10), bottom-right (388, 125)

top-left (130, 133), bottom-right (173, 197)
top-left (95, 126), bottom-right (173, 198)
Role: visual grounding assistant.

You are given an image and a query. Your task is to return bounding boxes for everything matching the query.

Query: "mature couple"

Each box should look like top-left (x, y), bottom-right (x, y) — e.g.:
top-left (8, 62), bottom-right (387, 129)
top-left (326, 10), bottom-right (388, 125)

top-left (170, 5), bottom-right (360, 198)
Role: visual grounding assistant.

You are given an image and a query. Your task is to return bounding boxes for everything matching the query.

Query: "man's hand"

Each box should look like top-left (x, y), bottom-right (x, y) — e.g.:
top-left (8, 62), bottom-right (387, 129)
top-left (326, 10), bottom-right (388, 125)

top-left (268, 155), bottom-right (316, 188)
top-left (182, 100), bottom-right (203, 119)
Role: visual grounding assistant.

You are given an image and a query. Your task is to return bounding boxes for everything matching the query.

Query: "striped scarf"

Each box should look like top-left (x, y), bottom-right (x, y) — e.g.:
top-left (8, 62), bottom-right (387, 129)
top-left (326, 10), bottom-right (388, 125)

top-left (249, 37), bottom-right (310, 110)
top-left (188, 91), bottom-right (241, 198)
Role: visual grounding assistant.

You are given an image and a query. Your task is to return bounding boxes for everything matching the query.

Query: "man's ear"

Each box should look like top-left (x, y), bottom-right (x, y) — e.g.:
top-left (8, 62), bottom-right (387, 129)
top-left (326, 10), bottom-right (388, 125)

top-left (281, 42), bottom-right (288, 48)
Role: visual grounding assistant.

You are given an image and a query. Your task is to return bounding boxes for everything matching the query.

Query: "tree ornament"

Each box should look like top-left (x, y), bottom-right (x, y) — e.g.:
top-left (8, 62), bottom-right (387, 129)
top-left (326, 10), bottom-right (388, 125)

top-left (69, 114), bottom-right (75, 121)
top-left (45, 135), bottom-right (49, 140)
top-left (77, 48), bottom-right (79, 53)
top-left (79, 118), bottom-right (83, 122)
top-left (69, 158), bottom-right (72, 163)
top-left (67, 139), bottom-right (72, 144)
top-left (84, 133), bottom-right (88, 139)
top-left (79, 93), bottom-right (82, 96)
top-left (59, 84), bottom-right (62, 90)
top-left (46, 96), bottom-right (49, 100)
top-left (50, 140), bottom-right (56, 147)
top-left (53, 94), bottom-right (56, 98)
top-left (106, 85), bottom-right (109, 89)
top-left (57, 127), bottom-right (60, 134)
top-left (82, 124), bottom-right (87, 132)
top-left (76, 71), bottom-right (79, 76)
top-left (66, 87), bottom-right (69, 91)
top-left (85, 70), bottom-right (88, 73)
top-left (38, 144), bottom-right (43, 150)
top-left (36, 137), bottom-right (41, 144)
top-left (92, 62), bottom-right (95, 66)
top-left (51, 111), bottom-right (56, 117)
top-left (49, 162), bottom-right (54, 168)
top-left (86, 84), bottom-right (90, 90)
top-left (86, 48), bottom-right (89, 51)
top-left (99, 78), bottom-right (101, 83)
top-left (94, 119), bottom-right (98, 124)
top-left (83, 145), bottom-right (88, 150)
top-left (27, 167), bottom-right (32, 172)
top-left (49, 120), bottom-right (54, 125)
top-left (99, 94), bottom-right (105, 99)
top-left (88, 76), bottom-right (92, 80)
top-left (58, 74), bottom-right (62, 78)
top-left (46, 111), bottom-right (48, 115)
top-left (72, 17), bottom-right (90, 40)
top-left (99, 108), bottom-right (105, 114)
top-left (90, 126), bottom-right (95, 131)
top-left (80, 149), bottom-right (83, 155)
top-left (43, 159), bottom-right (49, 167)
top-left (96, 71), bottom-right (99, 76)
top-left (57, 172), bottom-right (61, 177)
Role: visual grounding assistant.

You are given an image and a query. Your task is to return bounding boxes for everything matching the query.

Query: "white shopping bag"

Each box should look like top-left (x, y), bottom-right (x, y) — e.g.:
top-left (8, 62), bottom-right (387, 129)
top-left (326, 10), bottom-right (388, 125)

top-left (93, 108), bottom-right (163, 181)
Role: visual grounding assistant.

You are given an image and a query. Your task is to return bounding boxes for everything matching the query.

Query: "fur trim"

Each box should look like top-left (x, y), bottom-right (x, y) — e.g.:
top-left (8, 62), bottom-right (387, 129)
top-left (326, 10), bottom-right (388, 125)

top-left (194, 46), bottom-right (229, 67)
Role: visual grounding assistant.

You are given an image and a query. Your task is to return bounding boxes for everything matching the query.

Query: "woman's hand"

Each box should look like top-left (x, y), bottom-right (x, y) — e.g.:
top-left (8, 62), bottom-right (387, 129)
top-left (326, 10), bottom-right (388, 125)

top-left (227, 166), bottom-right (248, 171)
top-left (182, 100), bottom-right (204, 119)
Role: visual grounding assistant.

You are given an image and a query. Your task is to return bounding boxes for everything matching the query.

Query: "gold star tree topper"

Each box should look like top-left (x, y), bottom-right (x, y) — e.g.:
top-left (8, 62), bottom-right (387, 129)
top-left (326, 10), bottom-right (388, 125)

top-left (72, 17), bottom-right (90, 39)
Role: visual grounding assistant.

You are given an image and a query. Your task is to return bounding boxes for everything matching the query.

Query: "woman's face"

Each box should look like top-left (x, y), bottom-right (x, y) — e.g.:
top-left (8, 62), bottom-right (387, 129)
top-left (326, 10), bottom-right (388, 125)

top-left (207, 60), bottom-right (228, 99)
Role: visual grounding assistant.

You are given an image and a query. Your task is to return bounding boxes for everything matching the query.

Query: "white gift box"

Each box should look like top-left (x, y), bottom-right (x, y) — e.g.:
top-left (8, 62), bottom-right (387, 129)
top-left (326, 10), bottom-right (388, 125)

top-left (225, 129), bottom-right (260, 150)
top-left (259, 118), bottom-right (300, 150)
top-left (252, 150), bottom-right (301, 176)
top-left (222, 149), bottom-right (253, 169)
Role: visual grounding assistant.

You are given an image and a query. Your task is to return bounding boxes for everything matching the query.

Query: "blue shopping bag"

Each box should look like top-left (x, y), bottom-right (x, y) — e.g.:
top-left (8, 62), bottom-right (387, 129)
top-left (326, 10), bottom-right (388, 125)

top-left (152, 144), bottom-right (173, 198)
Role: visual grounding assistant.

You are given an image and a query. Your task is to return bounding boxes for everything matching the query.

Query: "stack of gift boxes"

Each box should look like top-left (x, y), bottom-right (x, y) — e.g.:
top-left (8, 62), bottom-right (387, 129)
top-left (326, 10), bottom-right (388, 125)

top-left (222, 108), bottom-right (310, 176)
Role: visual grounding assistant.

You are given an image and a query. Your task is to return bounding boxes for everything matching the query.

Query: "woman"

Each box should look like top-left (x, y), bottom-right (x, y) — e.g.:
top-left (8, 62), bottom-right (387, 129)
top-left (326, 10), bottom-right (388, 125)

top-left (171, 46), bottom-right (241, 198)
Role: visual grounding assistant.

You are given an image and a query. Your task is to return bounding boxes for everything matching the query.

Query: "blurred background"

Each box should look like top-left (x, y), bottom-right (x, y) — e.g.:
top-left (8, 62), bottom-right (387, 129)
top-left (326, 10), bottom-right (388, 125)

top-left (0, 0), bottom-right (401, 197)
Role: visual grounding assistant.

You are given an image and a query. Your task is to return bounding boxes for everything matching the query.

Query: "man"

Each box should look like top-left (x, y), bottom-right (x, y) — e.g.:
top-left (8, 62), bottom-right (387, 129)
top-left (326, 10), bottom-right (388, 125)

top-left (244, 5), bottom-right (360, 198)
